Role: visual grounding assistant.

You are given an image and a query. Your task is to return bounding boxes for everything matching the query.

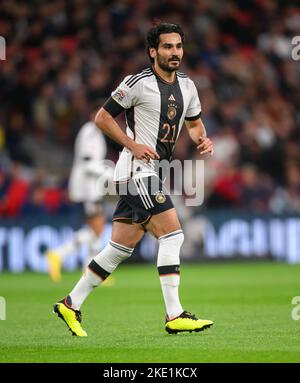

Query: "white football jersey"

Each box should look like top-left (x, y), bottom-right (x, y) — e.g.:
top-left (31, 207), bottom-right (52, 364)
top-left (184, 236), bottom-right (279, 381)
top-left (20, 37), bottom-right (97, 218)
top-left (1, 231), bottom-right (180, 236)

top-left (109, 67), bottom-right (202, 182)
top-left (68, 121), bottom-right (109, 202)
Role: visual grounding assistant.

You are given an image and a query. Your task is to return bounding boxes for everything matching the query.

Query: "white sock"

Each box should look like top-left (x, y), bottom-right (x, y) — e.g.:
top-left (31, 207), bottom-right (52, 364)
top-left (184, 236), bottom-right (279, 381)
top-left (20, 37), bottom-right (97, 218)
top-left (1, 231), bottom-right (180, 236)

top-left (68, 241), bottom-right (134, 310)
top-left (68, 268), bottom-right (100, 310)
top-left (160, 274), bottom-right (183, 319)
top-left (157, 230), bottom-right (184, 319)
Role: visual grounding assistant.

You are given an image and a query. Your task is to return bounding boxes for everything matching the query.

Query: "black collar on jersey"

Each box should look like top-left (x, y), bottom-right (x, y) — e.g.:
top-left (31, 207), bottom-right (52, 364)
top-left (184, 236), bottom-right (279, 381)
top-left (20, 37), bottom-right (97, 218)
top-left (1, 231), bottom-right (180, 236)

top-left (151, 66), bottom-right (178, 85)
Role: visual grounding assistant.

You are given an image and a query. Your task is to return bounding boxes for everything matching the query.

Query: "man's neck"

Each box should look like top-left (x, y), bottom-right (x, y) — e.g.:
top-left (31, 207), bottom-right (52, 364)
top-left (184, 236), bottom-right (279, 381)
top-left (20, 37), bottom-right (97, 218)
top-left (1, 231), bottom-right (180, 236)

top-left (153, 64), bottom-right (176, 84)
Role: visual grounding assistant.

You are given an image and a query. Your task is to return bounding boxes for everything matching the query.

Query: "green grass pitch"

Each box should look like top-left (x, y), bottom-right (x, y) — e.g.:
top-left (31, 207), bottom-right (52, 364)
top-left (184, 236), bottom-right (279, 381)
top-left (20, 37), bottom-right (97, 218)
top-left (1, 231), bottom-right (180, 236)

top-left (1, 262), bottom-right (300, 363)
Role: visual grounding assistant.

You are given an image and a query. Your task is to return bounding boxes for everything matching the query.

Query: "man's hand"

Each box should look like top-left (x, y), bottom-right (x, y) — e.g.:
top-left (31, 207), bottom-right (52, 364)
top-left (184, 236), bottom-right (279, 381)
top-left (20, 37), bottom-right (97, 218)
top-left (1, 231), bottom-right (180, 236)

top-left (197, 136), bottom-right (214, 155)
top-left (130, 142), bottom-right (160, 162)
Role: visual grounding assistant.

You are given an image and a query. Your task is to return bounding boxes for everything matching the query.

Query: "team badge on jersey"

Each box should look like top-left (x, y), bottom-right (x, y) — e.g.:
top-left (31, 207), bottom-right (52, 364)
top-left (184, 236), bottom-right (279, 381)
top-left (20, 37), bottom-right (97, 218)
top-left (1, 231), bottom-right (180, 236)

top-left (112, 89), bottom-right (126, 103)
top-left (167, 106), bottom-right (177, 120)
top-left (155, 191), bottom-right (166, 204)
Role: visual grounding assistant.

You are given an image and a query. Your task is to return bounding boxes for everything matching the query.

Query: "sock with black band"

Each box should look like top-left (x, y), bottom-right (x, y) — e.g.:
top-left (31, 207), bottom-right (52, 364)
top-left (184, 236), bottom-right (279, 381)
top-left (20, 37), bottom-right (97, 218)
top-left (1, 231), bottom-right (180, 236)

top-left (68, 241), bottom-right (134, 310)
top-left (157, 230), bottom-right (184, 319)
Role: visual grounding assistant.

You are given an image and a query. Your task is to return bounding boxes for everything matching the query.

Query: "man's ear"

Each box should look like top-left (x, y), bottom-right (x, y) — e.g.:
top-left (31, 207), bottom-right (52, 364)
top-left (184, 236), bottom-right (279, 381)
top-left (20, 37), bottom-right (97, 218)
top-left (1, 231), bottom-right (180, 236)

top-left (149, 47), bottom-right (156, 60)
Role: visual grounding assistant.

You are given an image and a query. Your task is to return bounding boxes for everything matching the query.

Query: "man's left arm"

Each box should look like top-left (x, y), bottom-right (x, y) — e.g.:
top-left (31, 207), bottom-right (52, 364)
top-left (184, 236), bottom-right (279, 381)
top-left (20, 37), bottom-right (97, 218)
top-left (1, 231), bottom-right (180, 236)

top-left (185, 118), bottom-right (214, 155)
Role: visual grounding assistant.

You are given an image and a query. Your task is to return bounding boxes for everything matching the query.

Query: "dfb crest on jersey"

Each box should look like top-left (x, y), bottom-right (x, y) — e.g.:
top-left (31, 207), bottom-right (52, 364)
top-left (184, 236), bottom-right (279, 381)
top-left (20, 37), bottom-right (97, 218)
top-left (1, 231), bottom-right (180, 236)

top-left (155, 191), bottom-right (166, 204)
top-left (167, 103), bottom-right (177, 120)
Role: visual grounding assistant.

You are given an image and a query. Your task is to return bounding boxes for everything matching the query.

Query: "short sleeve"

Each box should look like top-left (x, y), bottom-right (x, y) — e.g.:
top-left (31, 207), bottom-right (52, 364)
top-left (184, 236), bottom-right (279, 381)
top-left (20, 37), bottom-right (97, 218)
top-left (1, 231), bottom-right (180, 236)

top-left (185, 81), bottom-right (202, 121)
top-left (110, 75), bottom-right (139, 109)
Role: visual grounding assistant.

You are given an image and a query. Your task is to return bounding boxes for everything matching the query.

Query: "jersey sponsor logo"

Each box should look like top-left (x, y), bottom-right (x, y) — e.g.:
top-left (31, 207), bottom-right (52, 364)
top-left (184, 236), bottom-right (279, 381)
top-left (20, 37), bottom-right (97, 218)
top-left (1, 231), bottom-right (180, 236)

top-left (112, 89), bottom-right (126, 103)
top-left (155, 191), bottom-right (166, 204)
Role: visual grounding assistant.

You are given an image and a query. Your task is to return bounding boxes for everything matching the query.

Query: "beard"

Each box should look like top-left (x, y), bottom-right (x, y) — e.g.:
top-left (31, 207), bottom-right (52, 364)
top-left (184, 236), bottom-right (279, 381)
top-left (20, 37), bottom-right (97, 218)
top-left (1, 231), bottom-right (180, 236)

top-left (156, 53), bottom-right (181, 72)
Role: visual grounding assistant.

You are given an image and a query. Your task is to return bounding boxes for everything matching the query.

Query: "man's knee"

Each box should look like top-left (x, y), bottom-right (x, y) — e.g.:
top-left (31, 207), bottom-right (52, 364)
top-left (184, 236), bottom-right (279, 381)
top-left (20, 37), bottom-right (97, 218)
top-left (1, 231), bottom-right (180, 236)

top-left (110, 235), bottom-right (141, 249)
top-left (146, 209), bottom-right (181, 238)
top-left (111, 222), bottom-right (145, 248)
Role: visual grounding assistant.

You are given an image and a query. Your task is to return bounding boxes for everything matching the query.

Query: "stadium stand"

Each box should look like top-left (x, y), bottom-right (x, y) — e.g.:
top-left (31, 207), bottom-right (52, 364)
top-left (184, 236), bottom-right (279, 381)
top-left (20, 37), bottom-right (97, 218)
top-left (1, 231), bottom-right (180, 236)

top-left (1, 0), bottom-right (300, 216)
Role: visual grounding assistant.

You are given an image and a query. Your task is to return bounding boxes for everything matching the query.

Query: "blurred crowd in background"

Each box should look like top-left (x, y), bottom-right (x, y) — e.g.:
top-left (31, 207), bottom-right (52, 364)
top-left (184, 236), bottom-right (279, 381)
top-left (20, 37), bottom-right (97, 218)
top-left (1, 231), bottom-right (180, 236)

top-left (1, 0), bottom-right (300, 217)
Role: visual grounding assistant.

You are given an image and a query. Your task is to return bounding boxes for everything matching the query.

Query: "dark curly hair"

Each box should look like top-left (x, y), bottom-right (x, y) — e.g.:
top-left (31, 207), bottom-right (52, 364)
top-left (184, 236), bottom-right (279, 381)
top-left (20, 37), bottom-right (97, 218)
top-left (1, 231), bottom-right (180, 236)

top-left (146, 23), bottom-right (184, 63)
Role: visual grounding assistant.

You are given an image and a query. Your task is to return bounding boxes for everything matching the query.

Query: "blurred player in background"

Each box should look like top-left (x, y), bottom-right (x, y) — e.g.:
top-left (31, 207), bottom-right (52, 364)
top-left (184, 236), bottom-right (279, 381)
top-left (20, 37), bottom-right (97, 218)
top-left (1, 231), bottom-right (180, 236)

top-left (53, 23), bottom-right (214, 336)
top-left (46, 110), bottom-right (114, 282)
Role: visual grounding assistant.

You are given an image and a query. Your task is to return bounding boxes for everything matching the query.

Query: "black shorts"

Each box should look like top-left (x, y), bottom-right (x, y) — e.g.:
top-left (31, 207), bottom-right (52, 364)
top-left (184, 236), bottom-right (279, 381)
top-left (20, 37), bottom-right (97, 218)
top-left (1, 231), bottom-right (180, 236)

top-left (113, 176), bottom-right (174, 224)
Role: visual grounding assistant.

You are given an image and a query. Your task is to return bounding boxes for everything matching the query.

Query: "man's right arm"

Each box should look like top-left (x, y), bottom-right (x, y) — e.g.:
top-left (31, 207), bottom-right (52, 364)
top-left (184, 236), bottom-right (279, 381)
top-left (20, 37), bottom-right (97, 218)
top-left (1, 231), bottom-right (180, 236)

top-left (95, 107), bottom-right (135, 151)
top-left (95, 107), bottom-right (159, 162)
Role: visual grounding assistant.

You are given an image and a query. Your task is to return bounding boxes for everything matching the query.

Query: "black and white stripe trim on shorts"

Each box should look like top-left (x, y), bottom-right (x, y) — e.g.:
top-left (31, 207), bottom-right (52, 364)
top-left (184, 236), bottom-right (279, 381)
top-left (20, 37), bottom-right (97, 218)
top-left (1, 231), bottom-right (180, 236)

top-left (133, 178), bottom-right (154, 210)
